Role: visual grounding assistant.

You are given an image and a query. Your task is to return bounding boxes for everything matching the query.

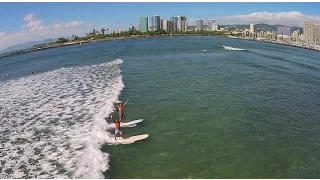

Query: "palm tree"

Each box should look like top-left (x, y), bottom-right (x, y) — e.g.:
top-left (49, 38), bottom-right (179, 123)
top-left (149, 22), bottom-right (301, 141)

top-left (101, 28), bottom-right (105, 35)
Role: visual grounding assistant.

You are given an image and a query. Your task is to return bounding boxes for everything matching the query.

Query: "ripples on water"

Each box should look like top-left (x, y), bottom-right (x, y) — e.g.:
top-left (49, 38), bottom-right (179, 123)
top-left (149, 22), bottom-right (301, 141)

top-left (0, 59), bottom-right (123, 178)
top-left (1, 37), bottom-right (320, 179)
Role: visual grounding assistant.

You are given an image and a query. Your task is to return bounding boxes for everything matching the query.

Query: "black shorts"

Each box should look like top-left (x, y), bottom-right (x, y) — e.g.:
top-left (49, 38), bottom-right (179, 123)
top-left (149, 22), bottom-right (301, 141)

top-left (120, 112), bottom-right (125, 119)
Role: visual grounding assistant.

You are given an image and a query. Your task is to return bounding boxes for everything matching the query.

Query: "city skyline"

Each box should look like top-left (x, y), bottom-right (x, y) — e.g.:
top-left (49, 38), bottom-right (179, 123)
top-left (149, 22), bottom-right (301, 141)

top-left (1, 2), bottom-right (320, 50)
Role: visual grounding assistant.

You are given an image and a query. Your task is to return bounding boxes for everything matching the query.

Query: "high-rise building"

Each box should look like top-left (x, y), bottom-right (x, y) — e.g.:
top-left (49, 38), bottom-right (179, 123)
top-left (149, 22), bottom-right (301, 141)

top-left (316, 24), bottom-right (320, 45)
top-left (250, 24), bottom-right (255, 34)
top-left (177, 16), bottom-right (187, 32)
top-left (196, 19), bottom-right (204, 31)
top-left (208, 19), bottom-right (215, 31)
top-left (212, 23), bottom-right (219, 31)
top-left (277, 26), bottom-right (291, 36)
top-left (304, 20), bottom-right (320, 44)
top-left (163, 20), bottom-right (168, 31)
top-left (291, 30), bottom-right (300, 41)
top-left (168, 20), bottom-right (174, 31)
top-left (163, 20), bottom-right (174, 31)
top-left (160, 18), bottom-right (163, 30)
top-left (140, 17), bottom-right (148, 33)
top-left (304, 21), bottom-right (314, 44)
top-left (171, 16), bottom-right (179, 31)
top-left (163, 20), bottom-right (173, 31)
top-left (151, 15), bottom-right (161, 31)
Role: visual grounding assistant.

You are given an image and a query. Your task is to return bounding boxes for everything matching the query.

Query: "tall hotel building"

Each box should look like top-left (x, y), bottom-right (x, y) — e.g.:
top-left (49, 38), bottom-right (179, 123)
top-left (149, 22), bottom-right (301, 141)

top-left (196, 19), bottom-right (204, 31)
top-left (250, 24), bottom-right (255, 34)
top-left (212, 23), bottom-right (219, 31)
top-left (140, 17), bottom-right (148, 33)
top-left (177, 16), bottom-right (187, 32)
top-left (303, 20), bottom-right (320, 44)
top-left (163, 20), bottom-right (168, 31)
top-left (160, 18), bottom-right (164, 30)
top-left (170, 16), bottom-right (179, 31)
top-left (208, 19), bottom-right (215, 31)
top-left (151, 15), bottom-right (161, 31)
top-left (163, 20), bottom-right (174, 31)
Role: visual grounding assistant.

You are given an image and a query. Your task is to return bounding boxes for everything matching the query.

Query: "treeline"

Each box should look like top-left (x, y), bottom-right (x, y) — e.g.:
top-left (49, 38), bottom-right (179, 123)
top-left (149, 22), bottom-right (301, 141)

top-left (53, 29), bottom-right (242, 43)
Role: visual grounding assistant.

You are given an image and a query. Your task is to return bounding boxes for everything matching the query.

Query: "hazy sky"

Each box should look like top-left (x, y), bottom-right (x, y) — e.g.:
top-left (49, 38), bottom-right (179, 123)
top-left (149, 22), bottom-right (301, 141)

top-left (1, 2), bottom-right (320, 51)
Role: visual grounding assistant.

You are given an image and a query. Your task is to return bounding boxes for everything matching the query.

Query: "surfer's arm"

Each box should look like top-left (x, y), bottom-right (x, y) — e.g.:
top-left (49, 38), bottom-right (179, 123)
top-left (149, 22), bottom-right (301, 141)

top-left (123, 99), bottom-right (129, 106)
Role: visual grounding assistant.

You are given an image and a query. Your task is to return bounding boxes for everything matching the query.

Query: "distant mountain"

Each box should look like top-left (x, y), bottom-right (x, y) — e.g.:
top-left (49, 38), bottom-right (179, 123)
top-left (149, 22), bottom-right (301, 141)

top-left (219, 23), bottom-right (303, 33)
top-left (0, 39), bottom-right (55, 55)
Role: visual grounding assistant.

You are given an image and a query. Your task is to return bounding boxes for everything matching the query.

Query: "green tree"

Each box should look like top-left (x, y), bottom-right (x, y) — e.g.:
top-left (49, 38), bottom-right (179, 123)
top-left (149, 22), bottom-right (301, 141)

top-left (55, 37), bottom-right (68, 43)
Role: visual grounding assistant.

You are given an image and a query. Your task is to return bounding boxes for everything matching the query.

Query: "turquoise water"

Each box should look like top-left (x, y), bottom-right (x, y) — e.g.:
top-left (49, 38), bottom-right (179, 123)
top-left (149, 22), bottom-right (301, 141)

top-left (1, 36), bottom-right (320, 178)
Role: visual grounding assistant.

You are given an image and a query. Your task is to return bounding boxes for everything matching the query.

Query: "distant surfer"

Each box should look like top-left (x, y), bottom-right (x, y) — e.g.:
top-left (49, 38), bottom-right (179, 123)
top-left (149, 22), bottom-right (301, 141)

top-left (116, 99), bottom-right (129, 122)
top-left (110, 114), bottom-right (124, 140)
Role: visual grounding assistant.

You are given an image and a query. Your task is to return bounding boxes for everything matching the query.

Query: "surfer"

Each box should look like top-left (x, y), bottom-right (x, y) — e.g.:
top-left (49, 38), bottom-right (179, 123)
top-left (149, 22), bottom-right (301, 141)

top-left (116, 99), bottom-right (129, 122)
top-left (110, 114), bottom-right (124, 140)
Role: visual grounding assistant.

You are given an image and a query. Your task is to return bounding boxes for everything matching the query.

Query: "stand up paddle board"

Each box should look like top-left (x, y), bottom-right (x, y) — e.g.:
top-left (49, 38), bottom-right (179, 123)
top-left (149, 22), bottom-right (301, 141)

top-left (111, 119), bottom-right (144, 128)
top-left (114, 134), bottom-right (149, 144)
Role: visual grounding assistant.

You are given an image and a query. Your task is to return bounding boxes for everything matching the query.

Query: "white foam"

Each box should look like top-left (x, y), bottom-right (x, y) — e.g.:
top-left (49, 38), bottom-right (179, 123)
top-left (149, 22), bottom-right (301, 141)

top-left (0, 59), bottom-right (124, 178)
top-left (222, 45), bottom-right (246, 51)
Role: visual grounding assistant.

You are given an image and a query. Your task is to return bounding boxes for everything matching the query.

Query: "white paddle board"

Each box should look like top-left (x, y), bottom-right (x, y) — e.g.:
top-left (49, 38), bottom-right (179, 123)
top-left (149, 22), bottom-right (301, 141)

top-left (121, 119), bottom-right (144, 127)
top-left (114, 134), bottom-right (149, 144)
top-left (111, 119), bottom-right (144, 128)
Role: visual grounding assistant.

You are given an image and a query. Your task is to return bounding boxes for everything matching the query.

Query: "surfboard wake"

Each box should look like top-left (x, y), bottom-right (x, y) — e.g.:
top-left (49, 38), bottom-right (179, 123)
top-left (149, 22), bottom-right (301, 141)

top-left (222, 45), bottom-right (246, 51)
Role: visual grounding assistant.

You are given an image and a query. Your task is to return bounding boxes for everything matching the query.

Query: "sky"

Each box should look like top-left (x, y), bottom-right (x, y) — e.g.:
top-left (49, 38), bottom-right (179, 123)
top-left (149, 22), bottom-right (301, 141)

top-left (0, 2), bottom-right (320, 51)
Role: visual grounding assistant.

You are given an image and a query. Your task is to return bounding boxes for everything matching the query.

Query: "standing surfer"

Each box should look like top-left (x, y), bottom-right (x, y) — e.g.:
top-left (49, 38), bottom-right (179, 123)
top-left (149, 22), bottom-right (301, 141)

top-left (117, 99), bottom-right (129, 122)
top-left (110, 114), bottom-right (124, 140)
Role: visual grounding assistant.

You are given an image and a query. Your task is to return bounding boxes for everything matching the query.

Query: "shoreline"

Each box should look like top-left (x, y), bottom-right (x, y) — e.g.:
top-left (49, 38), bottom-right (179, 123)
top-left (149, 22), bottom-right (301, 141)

top-left (235, 37), bottom-right (320, 53)
top-left (1, 34), bottom-right (319, 60)
top-left (0, 35), bottom-right (163, 60)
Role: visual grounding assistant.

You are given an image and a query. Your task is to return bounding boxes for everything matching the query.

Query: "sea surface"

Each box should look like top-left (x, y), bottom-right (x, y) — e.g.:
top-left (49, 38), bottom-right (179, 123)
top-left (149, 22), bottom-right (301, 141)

top-left (1, 36), bottom-right (320, 178)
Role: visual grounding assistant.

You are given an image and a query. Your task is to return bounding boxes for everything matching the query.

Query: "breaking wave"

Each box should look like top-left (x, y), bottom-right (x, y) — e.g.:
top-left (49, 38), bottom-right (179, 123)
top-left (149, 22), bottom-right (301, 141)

top-left (0, 59), bottom-right (124, 178)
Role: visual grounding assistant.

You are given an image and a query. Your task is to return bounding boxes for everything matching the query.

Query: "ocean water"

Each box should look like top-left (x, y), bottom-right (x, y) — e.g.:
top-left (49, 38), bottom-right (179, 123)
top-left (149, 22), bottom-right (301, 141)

top-left (1, 36), bottom-right (320, 178)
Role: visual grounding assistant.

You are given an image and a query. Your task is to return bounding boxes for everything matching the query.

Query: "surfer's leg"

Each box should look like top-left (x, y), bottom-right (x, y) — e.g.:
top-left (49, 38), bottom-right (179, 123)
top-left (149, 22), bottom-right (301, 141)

top-left (119, 112), bottom-right (122, 121)
top-left (119, 112), bottom-right (124, 122)
top-left (120, 130), bottom-right (125, 139)
top-left (115, 129), bottom-right (120, 140)
top-left (121, 113), bottom-right (126, 122)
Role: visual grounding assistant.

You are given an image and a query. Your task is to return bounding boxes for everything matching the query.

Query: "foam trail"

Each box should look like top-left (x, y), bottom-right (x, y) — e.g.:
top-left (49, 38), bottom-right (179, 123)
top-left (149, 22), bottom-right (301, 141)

top-left (222, 45), bottom-right (246, 51)
top-left (0, 59), bottom-right (124, 178)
